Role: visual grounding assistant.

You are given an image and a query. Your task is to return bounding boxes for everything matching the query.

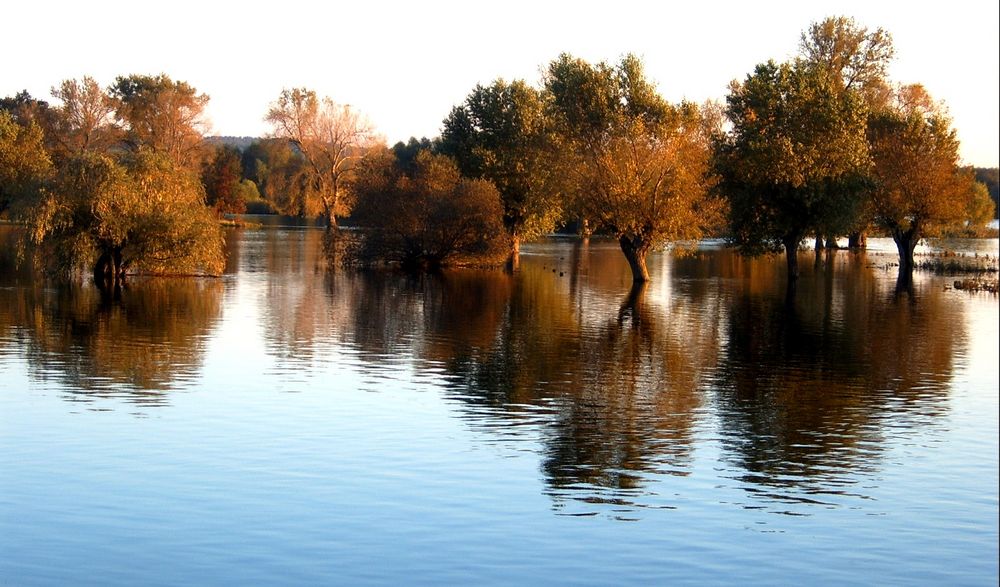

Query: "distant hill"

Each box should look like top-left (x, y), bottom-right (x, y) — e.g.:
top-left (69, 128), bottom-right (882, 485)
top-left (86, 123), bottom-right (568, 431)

top-left (205, 136), bottom-right (259, 150)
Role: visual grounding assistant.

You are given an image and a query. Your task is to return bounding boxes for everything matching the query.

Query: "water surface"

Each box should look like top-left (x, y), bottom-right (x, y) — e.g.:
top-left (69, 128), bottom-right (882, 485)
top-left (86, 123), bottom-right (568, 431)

top-left (1, 227), bottom-right (997, 585)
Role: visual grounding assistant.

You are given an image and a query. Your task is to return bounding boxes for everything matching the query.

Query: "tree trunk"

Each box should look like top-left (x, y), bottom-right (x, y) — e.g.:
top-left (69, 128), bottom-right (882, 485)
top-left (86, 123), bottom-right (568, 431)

top-left (94, 250), bottom-right (112, 289)
top-left (848, 231), bottom-right (867, 249)
top-left (782, 233), bottom-right (801, 281)
top-left (619, 235), bottom-right (650, 283)
top-left (506, 236), bottom-right (521, 273)
top-left (93, 247), bottom-right (125, 291)
top-left (893, 228), bottom-right (919, 276)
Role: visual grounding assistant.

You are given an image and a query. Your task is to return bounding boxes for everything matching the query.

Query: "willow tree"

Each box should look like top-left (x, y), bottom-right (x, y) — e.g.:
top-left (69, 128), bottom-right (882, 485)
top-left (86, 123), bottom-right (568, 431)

top-left (715, 59), bottom-right (870, 282)
top-left (22, 150), bottom-right (224, 290)
top-left (867, 85), bottom-right (973, 276)
top-left (440, 79), bottom-right (562, 269)
top-left (265, 88), bottom-right (377, 229)
top-left (544, 53), bottom-right (721, 283)
top-left (0, 111), bottom-right (52, 215)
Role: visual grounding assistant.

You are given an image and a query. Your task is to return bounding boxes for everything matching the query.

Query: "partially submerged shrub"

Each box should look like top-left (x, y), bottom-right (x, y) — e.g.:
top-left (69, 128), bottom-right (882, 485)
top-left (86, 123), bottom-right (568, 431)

top-left (349, 147), bottom-right (507, 269)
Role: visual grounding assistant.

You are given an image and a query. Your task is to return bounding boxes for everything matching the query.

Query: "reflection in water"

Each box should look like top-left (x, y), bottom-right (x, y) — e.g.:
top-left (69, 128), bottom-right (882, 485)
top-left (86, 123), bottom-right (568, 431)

top-left (0, 226), bottom-right (224, 404)
top-left (216, 233), bottom-right (972, 514)
top-left (711, 251), bottom-right (962, 509)
top-left (0, 226), bottom-right (975, 515)
top-left (0, 278), bottom-right (223, 405)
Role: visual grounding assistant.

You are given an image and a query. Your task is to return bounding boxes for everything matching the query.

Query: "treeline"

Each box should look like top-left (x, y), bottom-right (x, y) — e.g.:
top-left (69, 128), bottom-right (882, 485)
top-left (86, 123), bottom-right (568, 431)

top-left (1, 16), bottom-right (996, 290)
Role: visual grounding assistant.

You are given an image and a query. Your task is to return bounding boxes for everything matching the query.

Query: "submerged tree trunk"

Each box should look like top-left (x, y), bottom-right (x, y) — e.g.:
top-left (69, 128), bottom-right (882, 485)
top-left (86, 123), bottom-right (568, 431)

top-left (848, 231), bottom-right (867, 249)
top-left (893, 227), bottom-right (920, 276)
top-left (782, 232), bottom-right (802, 281)
top-left (506, 236), bottom-right (521, 273)
top-left (619, 235), bottom-right (650, 283)
top-left (93, 247), bottom-right (125, 291)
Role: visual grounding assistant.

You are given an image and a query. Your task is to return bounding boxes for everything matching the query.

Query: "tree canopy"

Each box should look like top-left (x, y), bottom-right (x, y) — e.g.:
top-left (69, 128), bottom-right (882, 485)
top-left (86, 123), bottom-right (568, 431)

top-left (440, 79), bottom-right (562, 266)
top-left (350, 147), bottom-right (507, 270)
top-left (867, 84), bottom-right (974, 275)
top-left (714, 58), bottom-right (870, 280)
top-left (109, 74), bottom-right (209, 170)
top-left (544, 53), bottom-right (721, 282)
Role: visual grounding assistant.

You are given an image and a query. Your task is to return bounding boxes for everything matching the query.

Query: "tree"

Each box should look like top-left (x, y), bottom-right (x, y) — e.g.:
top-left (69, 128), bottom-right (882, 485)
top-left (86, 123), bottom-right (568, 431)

top-left (714, 59), bottom-right (870, 282)
top-left (0, 112), bottom-right (52, 215)
top-left (965, 182), bottom-right (996, 230)
top-left (440, 79), bottom-right (562, 268)
top-left (202, 145), bottom-right (246, 215)
top-left (265, 88), bottom-right (377, 229)
top-left (973, 167), bottom-right (999, 215)
top-left (799, 16), bottom-right (895, 248)
top-left (350, 147), bottom-right (507, 269)
top-left (799, 16), bottom-right (894, 99)
top-left (544, 53), bottom-right (721, 283)
top-left (50, 76), bottom-right (120, 160)
top-left (867, 84), bottom-right (973, 276)
top-left (240, 138), bottom-right (309, 215)
top-left (21, 149), bottom-right (224, 290)
top-left (109, 74), bottom-right (209, 170)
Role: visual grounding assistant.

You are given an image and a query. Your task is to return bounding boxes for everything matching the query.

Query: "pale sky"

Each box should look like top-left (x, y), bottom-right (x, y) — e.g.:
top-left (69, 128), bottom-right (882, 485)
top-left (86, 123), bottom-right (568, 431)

top-left (4, 0), bottom-right (998, 166)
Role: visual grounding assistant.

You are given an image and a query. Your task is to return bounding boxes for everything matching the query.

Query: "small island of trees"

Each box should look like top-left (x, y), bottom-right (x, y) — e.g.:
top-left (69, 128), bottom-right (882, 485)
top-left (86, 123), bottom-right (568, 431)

top-left (0, 16), bottom-right (996, 293)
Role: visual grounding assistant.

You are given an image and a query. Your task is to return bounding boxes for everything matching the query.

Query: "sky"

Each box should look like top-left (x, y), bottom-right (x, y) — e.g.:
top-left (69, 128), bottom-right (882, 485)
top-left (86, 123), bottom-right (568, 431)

top-left (4, 0), bottom-right (998, 167)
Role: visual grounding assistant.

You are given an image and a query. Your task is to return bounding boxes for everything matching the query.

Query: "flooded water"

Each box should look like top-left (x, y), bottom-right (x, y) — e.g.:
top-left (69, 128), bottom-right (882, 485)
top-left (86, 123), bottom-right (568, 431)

top-left (1, 226), bottom-right (997, 585)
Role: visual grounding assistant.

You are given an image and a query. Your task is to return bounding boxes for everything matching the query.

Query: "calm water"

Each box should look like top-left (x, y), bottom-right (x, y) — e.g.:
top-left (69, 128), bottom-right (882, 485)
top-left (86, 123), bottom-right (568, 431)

top-left (1, 226), bottom-right (997, 585)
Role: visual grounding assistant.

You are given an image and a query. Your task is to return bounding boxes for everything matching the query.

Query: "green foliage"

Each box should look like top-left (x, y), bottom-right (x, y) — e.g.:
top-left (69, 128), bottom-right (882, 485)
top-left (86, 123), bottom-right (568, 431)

top-left (240, 138), bottom-right (309, 215)
top-left (0, 112), bottom-right (53, 215)
top-left (22, 149), bottom-right (224, 279)
top-left (351, 147), bottom-right (507, 269)
top-left (714, 59), bottom-right (870, 263)
top-left (440, 80), bottom-right (562, 247)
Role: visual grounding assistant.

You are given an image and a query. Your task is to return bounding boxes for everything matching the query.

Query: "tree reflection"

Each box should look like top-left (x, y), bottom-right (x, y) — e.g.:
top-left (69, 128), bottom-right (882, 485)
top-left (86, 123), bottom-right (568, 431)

top-left (714, 256), bottom-right (964, 506)
top-left (0, 277), bottom-right (223, 405)
top-left (436, 249), bottom-right (722, 507)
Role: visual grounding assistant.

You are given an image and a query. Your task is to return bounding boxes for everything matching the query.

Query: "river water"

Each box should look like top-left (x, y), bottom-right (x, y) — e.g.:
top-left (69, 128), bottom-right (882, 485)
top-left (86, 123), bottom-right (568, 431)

top-left (1, 226), bottom-right (997, 585)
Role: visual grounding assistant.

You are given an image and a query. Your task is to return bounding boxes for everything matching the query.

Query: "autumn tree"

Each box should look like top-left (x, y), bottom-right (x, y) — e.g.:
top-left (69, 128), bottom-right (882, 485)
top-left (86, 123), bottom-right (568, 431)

top-left (202, 144), bottom-right (246, 215)
top-left (440, 79), bottom-right (562, 268)
top-left (964, 182), bottom-right (996, 231)
top-left (799, 16), bottom-right (895, 248)
top-left (867, 84), bottom-right (973, 276)
top-left (265, 88), bottom-right (377, 229)
top-left (22, 149), bottom-right (224, 290)
top-left (0, 111), bottom-right (52, 215)
top-left (49, 76), bottom-right (120, 160)
top-left (350, 147), bottom-right (507, 269)
top-left (544, 53), bottom-right (721, 283)
top-left (109, 74), bottom-right (209, 170)
top-left (714, 59), bottom-right (870, 282)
